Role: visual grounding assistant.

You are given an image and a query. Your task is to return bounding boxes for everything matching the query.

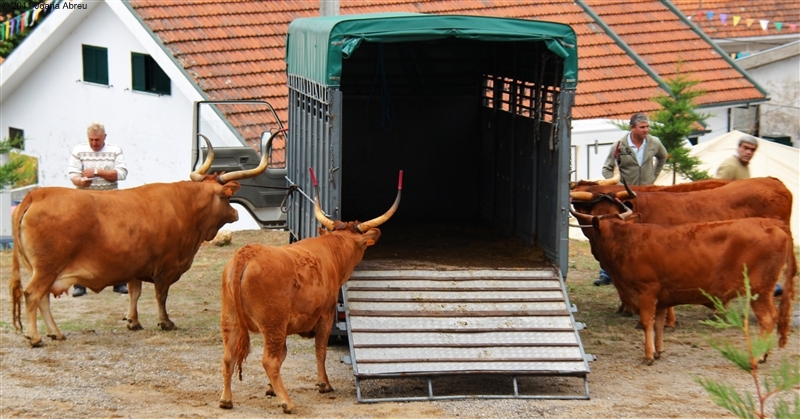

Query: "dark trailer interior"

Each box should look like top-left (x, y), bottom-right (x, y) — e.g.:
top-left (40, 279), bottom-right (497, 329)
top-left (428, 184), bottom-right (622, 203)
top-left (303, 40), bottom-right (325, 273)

top-left (286, 13), bottom-right (578, 276)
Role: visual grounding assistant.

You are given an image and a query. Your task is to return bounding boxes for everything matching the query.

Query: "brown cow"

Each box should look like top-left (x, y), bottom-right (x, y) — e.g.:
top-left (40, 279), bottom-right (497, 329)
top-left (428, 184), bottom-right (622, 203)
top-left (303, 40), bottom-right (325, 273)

top-left (571, 209), bottom-right (795, 364)
top-left (218, 169), bottom-right (402, 414)
top-left (10, 132), bottom-right (284, 347)
top-left (571, 176), bottom-right (793, 326)
top-left (569, 175), bottom-right (730, 194)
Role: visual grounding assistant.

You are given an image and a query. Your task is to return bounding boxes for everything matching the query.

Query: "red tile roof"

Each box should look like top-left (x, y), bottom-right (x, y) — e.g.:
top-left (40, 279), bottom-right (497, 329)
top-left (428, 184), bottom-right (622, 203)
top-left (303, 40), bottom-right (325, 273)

top-left (584, 0), bottom-right (766, 107)
top-left (129, 0), bottom-right (767, 158)
top-left (674, 0), bottom-right (800, 39)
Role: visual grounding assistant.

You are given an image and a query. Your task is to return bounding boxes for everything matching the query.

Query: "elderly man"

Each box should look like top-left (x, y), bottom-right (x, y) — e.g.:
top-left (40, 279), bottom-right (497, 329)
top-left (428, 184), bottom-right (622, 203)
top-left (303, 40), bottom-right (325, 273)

top-left (593, 112), bottom-right (668, 286)
top-left (716, 135), bottom-right (758, 180)
top-left (68, 122), bottom-right (129, 296)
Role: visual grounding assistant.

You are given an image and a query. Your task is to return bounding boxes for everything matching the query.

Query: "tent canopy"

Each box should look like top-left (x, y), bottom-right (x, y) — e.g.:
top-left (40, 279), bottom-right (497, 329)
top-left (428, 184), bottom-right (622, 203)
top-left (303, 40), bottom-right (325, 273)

top-left (656, 130), bottom-right (799, 245)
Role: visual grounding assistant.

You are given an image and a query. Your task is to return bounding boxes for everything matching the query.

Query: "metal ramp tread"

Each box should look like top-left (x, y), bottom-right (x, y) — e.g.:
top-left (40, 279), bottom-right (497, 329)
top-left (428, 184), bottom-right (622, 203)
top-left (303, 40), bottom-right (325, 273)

top-left (343, 269), bottom-right (592, 403)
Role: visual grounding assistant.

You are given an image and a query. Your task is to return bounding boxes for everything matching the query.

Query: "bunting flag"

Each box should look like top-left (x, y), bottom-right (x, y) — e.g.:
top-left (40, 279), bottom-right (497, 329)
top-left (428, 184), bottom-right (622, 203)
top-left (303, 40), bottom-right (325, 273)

top-left (775, 22), bottom-right (783, 31)
top-left (746, 18), bottom-right (755, 28)
top-left (706, 11), bottom-right (715, 21)
top-left (720, 14), bottom-right (728, 25)
top-left (0, 0), bottom-right (62, 44)
top-left (791, 24), bottom-right (797, 31)
top-left (733, 16), bottom-right (741, 26)
top-left (759, 20), bottom-right (769, 31)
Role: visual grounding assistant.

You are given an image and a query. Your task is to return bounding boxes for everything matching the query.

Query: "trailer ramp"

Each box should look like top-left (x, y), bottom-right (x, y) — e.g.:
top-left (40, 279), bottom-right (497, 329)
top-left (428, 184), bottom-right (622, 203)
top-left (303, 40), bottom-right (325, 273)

top-left (343, 269), bottom-right (592, 402)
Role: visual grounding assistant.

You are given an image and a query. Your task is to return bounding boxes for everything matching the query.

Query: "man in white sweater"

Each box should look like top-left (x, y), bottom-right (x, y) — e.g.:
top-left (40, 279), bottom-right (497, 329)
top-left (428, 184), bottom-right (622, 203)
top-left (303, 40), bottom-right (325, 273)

top-left (68, 122), bottom-right (129, 296)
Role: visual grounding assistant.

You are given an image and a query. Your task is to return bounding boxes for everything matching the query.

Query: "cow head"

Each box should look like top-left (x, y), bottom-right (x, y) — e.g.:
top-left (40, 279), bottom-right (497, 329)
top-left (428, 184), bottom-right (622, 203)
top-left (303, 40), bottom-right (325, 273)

top-left (189, 129), bottom-right (287, 240)
top-left (310, 167), bottom-right (403, 249)
top-left (568, 173), bottom-right (620, 191)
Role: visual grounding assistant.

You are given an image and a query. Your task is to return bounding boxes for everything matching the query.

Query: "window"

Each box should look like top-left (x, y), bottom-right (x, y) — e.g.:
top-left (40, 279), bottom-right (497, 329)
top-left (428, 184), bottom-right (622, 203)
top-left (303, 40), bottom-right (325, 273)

top-left (82, 45), bottom-right (109, 85)
top-left (131, 53), bottom-right (171, 95)
top-left (8, 127), bottom-right (24, 150)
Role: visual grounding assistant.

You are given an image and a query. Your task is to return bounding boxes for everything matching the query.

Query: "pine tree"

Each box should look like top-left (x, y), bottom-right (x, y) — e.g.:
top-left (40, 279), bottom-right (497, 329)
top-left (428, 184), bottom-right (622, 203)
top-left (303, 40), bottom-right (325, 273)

top-left (650, 66), bottom-right (713, 183)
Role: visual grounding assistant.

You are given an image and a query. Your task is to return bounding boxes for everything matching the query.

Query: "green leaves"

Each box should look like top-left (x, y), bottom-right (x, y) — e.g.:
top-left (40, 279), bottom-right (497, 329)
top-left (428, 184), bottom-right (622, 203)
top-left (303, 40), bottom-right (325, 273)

top-left (696, 265), bottom-right (800, 418)
top-left (649, 63), bottom-right (713, 182)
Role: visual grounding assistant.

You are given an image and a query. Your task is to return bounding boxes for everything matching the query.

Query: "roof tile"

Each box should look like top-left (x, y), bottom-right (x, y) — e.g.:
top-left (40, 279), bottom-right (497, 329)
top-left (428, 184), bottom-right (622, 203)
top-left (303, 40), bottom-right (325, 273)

top-left (129, 0), bottom-right (765, 146)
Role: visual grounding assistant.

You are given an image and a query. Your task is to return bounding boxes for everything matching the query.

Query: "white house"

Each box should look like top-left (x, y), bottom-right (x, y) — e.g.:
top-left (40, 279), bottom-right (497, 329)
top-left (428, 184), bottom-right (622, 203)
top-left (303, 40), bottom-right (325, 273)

top-left (0, 1), bottom-right (259, 231)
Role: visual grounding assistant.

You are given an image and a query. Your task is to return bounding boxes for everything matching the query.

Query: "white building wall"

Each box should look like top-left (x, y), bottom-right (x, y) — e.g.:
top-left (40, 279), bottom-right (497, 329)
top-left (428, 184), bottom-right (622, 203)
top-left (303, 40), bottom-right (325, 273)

top-left (0, 2), bottom-right (260, 230)
top-left (748, 56), bottom-right (800, 147)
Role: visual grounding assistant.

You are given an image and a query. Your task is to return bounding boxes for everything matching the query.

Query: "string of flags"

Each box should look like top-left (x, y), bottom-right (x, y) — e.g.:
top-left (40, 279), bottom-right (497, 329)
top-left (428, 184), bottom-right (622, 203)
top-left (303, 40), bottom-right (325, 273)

top-left (0, 0), bottom-right (64, 43)
top-left (687, 9), bottom-right (798, 32)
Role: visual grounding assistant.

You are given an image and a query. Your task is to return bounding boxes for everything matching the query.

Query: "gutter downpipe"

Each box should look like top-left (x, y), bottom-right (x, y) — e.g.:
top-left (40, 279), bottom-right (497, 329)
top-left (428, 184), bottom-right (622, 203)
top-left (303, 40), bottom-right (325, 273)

top-left (320, 0), bottom-right (339, 16)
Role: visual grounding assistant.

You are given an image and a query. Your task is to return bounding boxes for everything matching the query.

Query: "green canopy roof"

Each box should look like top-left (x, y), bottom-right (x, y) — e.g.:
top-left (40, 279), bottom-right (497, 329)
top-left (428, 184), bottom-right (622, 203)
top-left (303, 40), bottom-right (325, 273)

top-left (286, 13), bottom-right (578, 89)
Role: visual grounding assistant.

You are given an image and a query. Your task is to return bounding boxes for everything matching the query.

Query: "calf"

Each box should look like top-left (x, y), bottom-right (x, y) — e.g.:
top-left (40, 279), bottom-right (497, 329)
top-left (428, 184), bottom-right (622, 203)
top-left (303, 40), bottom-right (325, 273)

top-left (219, 169), bottom-right (402, 414)
top-left (572, 209), bottom-right (795, 364)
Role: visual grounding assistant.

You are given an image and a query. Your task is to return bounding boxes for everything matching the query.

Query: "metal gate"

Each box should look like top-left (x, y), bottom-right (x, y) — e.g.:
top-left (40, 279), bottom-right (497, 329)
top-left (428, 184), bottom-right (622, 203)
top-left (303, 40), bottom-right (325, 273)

top-left (343, 269), bottom-right (592, 402)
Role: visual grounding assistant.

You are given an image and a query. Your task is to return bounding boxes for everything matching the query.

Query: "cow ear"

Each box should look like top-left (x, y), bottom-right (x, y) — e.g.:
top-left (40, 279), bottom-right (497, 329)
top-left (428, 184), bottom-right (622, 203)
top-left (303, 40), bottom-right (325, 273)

top-left (220, 182), bottom-right (240, 196)
top-left (591, 216), bottom-right (600, 231)
top-left (362, 229), bottom-right (381, 247)
top-left (318, 227), bottom-right (329, 236)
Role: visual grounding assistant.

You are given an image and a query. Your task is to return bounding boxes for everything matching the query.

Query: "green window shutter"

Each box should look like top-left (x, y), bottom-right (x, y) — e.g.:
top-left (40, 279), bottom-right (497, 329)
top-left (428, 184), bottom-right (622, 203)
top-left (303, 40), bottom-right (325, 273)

top-left (82, 45), bottom-right (96, 81)
top-left (131, 53), bottom-right (146, 91)
top-left (154, 63), bottom-right (171, 95)
top-left (82, 45), bottom-right (107, 85)
top-left (96, 47), bottom-right (108, 85)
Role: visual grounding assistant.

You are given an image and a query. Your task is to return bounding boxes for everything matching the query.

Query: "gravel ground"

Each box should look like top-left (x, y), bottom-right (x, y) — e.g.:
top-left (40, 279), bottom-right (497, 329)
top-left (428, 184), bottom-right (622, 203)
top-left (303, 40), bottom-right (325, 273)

top-left (1, 232), bottom-right (798, 418)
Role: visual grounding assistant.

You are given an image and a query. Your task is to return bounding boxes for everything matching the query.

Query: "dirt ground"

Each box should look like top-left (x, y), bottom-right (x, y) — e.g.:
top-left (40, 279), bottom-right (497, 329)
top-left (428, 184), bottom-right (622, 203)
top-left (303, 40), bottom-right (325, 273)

top-left (1, 229), bottom-right (798, 418)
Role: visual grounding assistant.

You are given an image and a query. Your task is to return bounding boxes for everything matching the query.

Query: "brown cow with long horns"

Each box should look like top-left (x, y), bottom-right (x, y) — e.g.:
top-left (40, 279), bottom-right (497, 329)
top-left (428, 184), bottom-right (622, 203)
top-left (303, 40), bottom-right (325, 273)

top-left (10, 130), bottom-right (285, 347)
top-left (218, 168), bottom-right (402, 414)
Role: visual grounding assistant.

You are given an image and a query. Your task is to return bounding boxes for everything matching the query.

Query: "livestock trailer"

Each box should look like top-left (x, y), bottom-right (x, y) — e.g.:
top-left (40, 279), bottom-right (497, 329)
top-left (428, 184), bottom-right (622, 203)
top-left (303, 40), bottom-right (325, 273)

top-left (281, 13), bottom-right (591, 401)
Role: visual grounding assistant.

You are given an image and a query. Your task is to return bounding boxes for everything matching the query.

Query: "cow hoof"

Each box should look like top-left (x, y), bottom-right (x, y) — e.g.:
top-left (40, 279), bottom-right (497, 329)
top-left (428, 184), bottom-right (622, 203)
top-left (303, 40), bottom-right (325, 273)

top-left (316, 383), bottom-right (333, 393)
top-left (158, 321), bottom-right (177, 331)
top-left (266, 385), bottom-right (276, 397)
top-left (219, 399), bottom-right (233, 409)
top-left (127, 322), bottom-right (144, 331)
top-left (644, 358), bottom-right (655, 366)
top-left (281, 402), bottom-right (294, 414)
top-left (654, 351), bottom-right (662, 360)
top-left (47, 333), bottom-right (65, 341)
top-left (29, 338), bottom-right (43, 348)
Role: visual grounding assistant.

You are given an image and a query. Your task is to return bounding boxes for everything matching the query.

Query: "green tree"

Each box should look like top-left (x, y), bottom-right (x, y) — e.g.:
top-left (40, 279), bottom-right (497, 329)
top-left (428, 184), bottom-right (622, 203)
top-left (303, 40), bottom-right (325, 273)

top-left (0, 137), bottom-right (36, 188)
top-left (1, 0), bottom-right (52, 58)
top-left (650, 66), bottom-right (713, 183)
top-left (695, 267), bottom-right (800, 419)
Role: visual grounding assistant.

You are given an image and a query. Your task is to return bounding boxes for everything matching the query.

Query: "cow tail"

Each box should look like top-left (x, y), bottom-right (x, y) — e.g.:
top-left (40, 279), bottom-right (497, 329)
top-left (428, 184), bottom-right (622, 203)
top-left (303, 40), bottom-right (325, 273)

top-left (228, 254), bottom-right (251, 381)
top-left (9, 195), bottom-right (33, 333)
top-left (776, 238), bottom-right (796, 348)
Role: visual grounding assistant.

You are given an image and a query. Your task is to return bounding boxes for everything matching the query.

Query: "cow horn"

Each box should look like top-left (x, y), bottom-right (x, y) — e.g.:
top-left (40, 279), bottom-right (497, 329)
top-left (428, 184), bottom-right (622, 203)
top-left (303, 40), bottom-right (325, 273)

top-left (356, 170), bottom-right (403, 233)
top-left (310, 168), bottom-right (336, 231)
top-left (618, 206), bottom-right (634, 220)
top-left (621, 177), bottom-right (636, 198)
top-left (217, 128), bottom-right (287, 183)
top-left (596, 173), bottom-right (620, 186)
top-left (570, 191), bottom-right (593, 201)
top-left (190, 134), bottom-right (214, 182)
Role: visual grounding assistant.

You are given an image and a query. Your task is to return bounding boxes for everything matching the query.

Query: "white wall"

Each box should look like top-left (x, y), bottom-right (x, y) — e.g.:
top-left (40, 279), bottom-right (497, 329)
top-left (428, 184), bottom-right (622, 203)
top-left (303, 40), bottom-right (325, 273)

top-left (748, 56), bottom-right (800, 147)
top-left (0, 2), bottom-right (260, 230)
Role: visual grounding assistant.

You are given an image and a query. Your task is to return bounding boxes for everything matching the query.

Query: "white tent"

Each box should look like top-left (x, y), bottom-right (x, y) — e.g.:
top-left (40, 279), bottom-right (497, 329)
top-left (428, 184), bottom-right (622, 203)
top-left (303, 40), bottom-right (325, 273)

top-left (656, 130), bottom-right (800, 245)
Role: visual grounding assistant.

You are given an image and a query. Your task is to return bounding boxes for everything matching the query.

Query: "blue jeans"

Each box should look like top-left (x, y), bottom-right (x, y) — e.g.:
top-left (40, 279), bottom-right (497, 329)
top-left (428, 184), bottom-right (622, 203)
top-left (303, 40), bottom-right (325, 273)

top-left (599, 269), bottom-right (611, 280)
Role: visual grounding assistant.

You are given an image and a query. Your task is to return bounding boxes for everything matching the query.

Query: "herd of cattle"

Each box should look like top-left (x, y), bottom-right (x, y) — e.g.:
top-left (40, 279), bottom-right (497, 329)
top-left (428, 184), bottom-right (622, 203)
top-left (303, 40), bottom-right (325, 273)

top-left (6, 135), bottom-right (796, 412)
top-left (570, 175), bottom-right (795, 364)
